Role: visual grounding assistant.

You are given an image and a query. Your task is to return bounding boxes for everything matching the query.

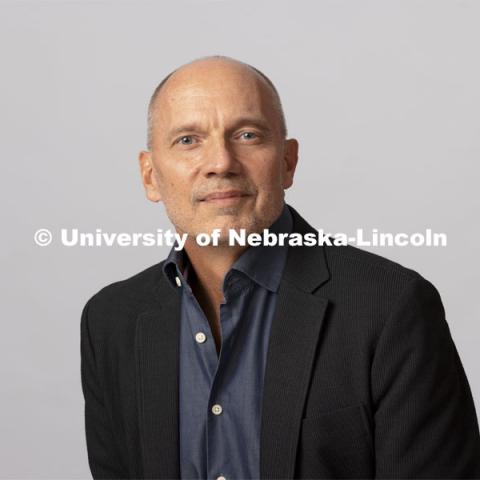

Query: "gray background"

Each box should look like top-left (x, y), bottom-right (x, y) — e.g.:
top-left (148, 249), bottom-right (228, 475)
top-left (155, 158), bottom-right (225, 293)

top-left (1, 0), bottom-right (479, 477)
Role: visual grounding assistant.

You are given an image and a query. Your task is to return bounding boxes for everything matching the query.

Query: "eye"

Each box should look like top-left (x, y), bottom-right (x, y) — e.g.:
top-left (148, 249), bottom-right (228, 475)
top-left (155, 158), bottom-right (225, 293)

top-left (176, 135), bottom-right (195, 145)
top-left (239, 131), bottom-right (258, 141)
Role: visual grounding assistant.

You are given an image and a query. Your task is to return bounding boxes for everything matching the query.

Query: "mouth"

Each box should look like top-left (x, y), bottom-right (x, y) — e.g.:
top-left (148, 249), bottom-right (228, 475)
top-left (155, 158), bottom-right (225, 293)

top-left (200, 190), bottom-right (251, 203)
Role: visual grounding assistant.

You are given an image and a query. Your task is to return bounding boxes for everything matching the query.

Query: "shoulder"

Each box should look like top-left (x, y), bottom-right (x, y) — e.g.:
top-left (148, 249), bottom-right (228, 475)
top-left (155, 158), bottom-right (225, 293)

top-left (81, 260), bottom-right (168, 330)
top-left (325, 242), bottom-right (420, 283)
top-left (288, 204), bottom-right (441, 315)
top-left (288, 203), bottom-right (431, 295)
top-left (321, 243), bottom-right (443, 329)
top-left (325, 242), bottom-right (440, 295)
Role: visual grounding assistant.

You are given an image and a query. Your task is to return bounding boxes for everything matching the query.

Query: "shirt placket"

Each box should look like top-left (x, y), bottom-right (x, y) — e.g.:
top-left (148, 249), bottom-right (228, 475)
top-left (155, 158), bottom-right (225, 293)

top-left (179, 264), bottom-right (254, 480)
top-left (206, 274), bottom-right (246, 480)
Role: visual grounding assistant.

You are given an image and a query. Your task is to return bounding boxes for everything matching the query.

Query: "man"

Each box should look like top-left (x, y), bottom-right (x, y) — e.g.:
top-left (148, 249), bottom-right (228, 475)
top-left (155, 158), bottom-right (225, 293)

top-left (80, 55), bottom-right (480, 479)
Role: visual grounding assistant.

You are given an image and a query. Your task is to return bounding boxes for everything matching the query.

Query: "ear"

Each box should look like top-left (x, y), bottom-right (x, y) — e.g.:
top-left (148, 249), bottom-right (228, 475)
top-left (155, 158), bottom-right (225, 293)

top-left (138, 150), bottom-right (163, 202)
top-left (282, 138), bottom-right (299, 189)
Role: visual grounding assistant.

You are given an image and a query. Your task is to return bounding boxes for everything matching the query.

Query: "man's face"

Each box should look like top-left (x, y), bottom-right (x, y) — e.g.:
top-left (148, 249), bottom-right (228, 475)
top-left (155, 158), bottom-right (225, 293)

top-left (139, 61), bottom-right (298, 242)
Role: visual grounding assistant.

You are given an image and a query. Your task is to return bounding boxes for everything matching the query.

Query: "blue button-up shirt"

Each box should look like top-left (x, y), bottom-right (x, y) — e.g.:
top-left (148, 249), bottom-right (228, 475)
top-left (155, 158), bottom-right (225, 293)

top-left (162, 203), bottom-right (293, 480)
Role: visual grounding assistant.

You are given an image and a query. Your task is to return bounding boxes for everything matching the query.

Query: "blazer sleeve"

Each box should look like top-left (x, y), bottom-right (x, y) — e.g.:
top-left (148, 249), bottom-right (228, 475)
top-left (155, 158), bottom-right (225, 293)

top-left (371, 276), bottom-right (480, 478)
top-left (80, 297), bottom-right (127, 479)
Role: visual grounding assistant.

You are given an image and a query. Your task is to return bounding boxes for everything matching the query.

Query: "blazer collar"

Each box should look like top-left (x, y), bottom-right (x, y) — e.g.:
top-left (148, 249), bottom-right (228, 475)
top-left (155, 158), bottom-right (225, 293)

top-left (281, 203), bottom-right (330, 292)
top-left (136, 204), bottom-right (331, 479)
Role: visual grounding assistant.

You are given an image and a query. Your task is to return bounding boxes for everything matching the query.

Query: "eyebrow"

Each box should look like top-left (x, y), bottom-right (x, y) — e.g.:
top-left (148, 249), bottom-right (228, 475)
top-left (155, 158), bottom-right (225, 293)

top-left (166, 117), bottom-right (273, 139)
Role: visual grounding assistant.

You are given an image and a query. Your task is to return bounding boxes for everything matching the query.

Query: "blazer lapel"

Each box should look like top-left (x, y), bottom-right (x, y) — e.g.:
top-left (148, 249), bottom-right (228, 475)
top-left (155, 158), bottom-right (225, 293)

top-left (135, 276), bottom-right (182, 479)
top-left (135, 204), bottom-right (330, 480)
top-left (260, 205), bottom-right (331, 479)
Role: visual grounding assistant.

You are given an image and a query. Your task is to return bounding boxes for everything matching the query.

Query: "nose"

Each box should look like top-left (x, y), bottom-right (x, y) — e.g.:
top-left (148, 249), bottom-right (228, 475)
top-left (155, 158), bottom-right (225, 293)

top-left (201, 137), bottom-right (242, 178)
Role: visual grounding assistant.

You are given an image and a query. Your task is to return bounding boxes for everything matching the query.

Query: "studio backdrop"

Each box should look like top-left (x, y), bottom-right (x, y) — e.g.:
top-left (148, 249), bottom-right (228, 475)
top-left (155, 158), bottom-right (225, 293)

top-left (1, 0), bottom-right (479, 478)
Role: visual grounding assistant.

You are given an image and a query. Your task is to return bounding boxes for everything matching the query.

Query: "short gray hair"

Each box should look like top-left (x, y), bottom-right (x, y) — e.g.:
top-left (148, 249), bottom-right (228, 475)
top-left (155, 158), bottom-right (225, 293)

top-left (146, 55), bottom-right (288, 150)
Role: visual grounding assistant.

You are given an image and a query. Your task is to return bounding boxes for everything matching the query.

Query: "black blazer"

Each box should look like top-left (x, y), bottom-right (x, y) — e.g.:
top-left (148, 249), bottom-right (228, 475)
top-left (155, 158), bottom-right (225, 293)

top-left (80, 204), bottom-right (480, 479)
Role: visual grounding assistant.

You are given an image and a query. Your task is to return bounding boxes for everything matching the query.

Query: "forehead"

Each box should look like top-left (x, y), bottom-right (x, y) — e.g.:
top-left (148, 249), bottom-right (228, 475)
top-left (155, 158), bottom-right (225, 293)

top-left (154, 63), bottom-right (277, 128)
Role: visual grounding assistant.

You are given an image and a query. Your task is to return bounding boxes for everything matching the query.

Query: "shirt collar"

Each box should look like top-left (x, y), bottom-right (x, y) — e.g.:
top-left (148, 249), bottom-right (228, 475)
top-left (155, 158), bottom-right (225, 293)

top-left (162, 202), bottom-right (293, 293)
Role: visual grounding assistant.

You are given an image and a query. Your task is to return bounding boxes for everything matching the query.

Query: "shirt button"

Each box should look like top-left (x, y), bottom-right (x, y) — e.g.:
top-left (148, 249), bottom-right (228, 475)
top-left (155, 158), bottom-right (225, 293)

top-left (211, 404), bottom-right (223, 415)
top-left (216, 476), bottom-right (226, 480)
top-left (175, 276), bottom-right (181, 287)
top-left (195, 332), bottom-right (206, 344)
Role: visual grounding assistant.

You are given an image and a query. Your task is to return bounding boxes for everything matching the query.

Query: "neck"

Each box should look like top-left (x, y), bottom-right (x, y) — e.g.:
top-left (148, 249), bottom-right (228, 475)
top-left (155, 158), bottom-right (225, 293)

top-left (180, 238), bottom-right (249, 355)
top-left (182, 237), bottom-right (249, 299)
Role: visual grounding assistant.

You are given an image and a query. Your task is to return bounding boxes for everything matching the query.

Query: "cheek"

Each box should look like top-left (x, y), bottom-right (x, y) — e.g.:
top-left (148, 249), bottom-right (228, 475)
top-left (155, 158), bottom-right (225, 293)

top-left (249, 158), bottom-right (284, 190)
top-left (156, 165), bottom-right (193, 199)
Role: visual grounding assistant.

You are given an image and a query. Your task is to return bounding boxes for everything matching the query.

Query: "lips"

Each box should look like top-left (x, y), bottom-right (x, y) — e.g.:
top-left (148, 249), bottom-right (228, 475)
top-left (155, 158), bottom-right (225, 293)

top-left (201, 190), bottom-right (249, 201)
